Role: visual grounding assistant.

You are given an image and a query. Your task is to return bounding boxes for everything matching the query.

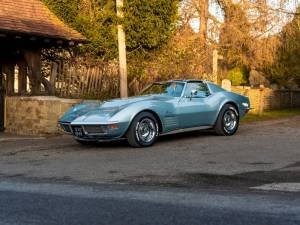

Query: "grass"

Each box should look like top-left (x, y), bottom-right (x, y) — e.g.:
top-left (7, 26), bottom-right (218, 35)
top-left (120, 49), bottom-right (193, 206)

top-left (241, 108), bottom-right (300, 123)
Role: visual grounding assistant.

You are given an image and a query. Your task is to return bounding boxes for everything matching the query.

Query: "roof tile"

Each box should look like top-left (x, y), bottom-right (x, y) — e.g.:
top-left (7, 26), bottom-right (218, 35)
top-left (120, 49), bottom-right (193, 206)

top-left (0, 0), bottom-right (86, 42)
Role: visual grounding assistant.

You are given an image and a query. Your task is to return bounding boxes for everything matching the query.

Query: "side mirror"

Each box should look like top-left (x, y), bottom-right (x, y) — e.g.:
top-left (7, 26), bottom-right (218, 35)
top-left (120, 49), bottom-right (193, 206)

top-left (191, 89), bottom-right (198, 97)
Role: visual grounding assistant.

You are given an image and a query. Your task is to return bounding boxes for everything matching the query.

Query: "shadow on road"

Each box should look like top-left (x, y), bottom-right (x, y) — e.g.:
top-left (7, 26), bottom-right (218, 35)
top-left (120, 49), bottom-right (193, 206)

top-left (117, 170), bottom-right (300, 191)
top-left (79, 129), bottom-right (216, 149)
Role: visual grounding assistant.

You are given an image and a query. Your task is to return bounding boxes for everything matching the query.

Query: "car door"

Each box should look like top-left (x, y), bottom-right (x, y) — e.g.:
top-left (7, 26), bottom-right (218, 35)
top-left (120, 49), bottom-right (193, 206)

top-left (177, 82), bottom-right (215, 128)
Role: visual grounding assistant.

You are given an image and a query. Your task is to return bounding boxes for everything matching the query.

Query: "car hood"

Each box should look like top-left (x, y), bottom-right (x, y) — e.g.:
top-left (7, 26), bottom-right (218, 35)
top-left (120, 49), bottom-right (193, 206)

top-left (60, 95), bottom-right (172, 123)
top-left (99, 95), bottom-right (173, 107)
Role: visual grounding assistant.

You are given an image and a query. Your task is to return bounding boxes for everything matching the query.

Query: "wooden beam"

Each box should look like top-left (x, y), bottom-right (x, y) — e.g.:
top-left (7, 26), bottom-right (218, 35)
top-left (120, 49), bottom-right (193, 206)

top-left (5, 63), bottom-right (15, 95)
top-left (17, 58), bottom-right (27, 95)
top-left (0, 63), bottom-right (4, 132)
top-left (23, 49), bottom-right (42, 95)
top-left (50, 62), bottom-right (58, 95)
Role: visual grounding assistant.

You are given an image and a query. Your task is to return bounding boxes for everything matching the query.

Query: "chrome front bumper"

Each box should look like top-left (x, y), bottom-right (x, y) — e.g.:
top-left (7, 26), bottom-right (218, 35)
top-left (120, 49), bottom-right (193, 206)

top-left (58, 122), bottom-right (127, 141)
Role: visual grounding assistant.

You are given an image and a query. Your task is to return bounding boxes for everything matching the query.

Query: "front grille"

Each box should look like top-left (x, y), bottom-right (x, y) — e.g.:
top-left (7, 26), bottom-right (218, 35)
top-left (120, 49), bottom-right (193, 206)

top-left (83, 125), bottom-right (107, 134)
top-left (71, 125), bottom-right (85, 137)
top-left (61, 123), bottom-right (71, 133)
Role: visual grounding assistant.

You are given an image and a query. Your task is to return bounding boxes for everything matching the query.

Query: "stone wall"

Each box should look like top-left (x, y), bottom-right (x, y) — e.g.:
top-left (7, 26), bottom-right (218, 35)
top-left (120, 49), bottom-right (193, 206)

top-left (5, 96), bottom-right (81, 135)
top-left (4, 88), bottom-right (300, 135)
top-left (232, 87), bottom-right (300, 114)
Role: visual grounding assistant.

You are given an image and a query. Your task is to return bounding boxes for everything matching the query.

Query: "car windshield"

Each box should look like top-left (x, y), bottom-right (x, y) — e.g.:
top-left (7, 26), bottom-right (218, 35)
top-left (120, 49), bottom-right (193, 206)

top-left (140, 82), bottom-right (185, 97)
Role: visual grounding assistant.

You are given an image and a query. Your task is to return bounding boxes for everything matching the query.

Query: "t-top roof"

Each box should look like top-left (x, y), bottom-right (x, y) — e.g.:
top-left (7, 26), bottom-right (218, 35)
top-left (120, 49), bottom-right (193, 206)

top-left (0, 0), bottom-right (86, 42)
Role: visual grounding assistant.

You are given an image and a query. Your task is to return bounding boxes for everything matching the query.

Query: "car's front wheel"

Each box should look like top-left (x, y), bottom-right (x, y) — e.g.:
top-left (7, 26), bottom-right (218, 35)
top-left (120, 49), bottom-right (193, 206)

top-left (126, 112), bottom-right (159, 148)
top-left (214, 104), bottom-right (239, 136)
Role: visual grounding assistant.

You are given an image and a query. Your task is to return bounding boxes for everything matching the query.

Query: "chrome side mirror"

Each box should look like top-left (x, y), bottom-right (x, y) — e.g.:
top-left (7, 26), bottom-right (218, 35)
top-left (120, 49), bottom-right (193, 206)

top-left (191, 89), bottom-right (198, 97)
top-left (189, 89), bottom-right (198, 100)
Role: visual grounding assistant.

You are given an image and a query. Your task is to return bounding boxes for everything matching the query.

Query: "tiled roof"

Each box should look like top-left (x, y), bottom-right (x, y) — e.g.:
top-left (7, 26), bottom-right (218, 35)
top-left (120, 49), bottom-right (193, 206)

top-left (0, 0), bottom-right (86, 42)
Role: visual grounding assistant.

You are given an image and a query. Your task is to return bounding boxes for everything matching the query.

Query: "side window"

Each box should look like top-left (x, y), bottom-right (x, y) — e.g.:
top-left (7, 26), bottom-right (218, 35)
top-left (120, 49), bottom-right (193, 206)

top-left (184, 82), bottom-right (210, 98)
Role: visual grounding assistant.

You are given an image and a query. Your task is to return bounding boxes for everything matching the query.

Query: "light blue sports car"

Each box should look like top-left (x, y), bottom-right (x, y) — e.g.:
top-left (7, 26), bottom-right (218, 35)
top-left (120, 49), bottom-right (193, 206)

top-left (59, 80), bottom-right (250, 147)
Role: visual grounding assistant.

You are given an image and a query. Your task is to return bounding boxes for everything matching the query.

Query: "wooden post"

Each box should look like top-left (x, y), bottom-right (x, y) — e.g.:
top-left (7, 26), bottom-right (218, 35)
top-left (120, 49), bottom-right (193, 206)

top-left (259, 88), bottom-right (264, 116)
top-left (212, 50), bottom-right (223, 84)
top-left (23, 49), bottom-right (42, 95)
top-left (290, 91), bottom-right (293, 108)
top-left (5, 63), bottom-right (15, 96)
top-left (212, 50), bottom-right (218, 84)
top-left (116, 0), bottom-right (128, 98)
top-left (0, 63), bottom-right (4, 132)
top-left (17, 58), bottom-right (27, 95)
top-left (50, 62), bottom-right (58, 95)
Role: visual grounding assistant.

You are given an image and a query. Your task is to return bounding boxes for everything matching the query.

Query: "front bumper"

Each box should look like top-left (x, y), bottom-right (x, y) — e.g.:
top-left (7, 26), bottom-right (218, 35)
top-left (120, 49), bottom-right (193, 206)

top-left (74, 136), bottom-right (126, 142)
top-left (244, 107), bottom-right (251, 114)
top-left (58, 122), bottom-right (128, 141)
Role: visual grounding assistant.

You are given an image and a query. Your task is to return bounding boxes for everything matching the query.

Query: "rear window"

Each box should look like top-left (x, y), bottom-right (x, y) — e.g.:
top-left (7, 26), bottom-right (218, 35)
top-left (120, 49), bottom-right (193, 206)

top-left (208, 83), bottom-right (226, 93)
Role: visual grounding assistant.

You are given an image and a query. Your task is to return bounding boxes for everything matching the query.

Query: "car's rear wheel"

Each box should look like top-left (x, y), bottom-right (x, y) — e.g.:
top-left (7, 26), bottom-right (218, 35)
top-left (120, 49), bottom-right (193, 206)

top-left (126, 112), bottom-right (159, 148)
top-left (214, 104), bottom-right (239, 136)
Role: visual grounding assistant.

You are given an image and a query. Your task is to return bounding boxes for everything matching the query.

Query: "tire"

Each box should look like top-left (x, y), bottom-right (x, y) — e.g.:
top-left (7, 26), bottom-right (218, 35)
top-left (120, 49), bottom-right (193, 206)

top-left (126, 112), bottom-right (159, 148)
top-left (214, 104), bottom-right (239, 136)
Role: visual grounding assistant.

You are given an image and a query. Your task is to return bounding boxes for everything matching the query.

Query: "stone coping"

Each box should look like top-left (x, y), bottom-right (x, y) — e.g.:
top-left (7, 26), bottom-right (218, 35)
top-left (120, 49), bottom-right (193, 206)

top-left (5, 96), bottom-right (82, 103)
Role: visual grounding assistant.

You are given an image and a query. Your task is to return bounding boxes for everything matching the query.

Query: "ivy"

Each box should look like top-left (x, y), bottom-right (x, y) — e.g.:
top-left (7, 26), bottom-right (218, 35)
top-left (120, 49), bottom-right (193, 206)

top-left (42, 0), bottom-right (179, 60)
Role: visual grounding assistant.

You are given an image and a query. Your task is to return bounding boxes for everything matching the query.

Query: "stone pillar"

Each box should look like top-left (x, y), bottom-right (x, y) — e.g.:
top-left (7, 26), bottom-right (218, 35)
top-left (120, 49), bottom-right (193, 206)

top-left (221, 79), bottom-right (231, 91)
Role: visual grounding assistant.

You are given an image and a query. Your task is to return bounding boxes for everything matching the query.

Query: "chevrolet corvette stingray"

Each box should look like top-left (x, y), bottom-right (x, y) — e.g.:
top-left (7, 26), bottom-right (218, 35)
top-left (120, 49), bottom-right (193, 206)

top-left (59, 80), bottom-right (250, 147)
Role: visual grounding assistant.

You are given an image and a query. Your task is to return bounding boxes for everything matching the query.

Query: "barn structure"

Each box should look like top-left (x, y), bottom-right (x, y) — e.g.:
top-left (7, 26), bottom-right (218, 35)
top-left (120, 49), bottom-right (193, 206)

top-left (0, 0), bottom-right (86, 132)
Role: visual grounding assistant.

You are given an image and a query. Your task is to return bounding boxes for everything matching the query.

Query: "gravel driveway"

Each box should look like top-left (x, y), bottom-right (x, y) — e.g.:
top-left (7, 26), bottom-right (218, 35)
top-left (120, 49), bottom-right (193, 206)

top-left (0, 116), bottom-right (299, 189)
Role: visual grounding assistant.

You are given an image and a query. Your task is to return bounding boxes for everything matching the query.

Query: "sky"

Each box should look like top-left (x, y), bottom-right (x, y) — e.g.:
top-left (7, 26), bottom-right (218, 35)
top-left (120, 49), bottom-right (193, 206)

top-left (189, 0), bottom-right (300, 37)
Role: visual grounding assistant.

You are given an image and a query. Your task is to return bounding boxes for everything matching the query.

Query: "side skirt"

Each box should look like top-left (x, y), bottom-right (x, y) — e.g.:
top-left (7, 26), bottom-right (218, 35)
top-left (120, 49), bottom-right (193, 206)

top-left (160, 126), bottom-right (213, 136)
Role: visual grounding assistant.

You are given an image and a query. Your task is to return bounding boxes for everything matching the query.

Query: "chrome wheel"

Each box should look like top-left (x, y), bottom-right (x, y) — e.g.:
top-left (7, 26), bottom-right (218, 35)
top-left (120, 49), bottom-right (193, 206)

top-left (223, 110), bottom-right (237, 133)
top-left (135, 118), bottom-right (157, 143)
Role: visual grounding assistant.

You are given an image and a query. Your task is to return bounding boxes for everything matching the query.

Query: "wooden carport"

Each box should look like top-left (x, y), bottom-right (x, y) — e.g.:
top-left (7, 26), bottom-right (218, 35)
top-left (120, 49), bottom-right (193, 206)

top-left (0, 0), bottom-right (86, 131)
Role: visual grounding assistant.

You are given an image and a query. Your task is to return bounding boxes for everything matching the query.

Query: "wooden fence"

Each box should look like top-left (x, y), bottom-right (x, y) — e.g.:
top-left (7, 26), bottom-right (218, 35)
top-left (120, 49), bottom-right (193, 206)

top-left (53, 62), bottom-right (119, 99)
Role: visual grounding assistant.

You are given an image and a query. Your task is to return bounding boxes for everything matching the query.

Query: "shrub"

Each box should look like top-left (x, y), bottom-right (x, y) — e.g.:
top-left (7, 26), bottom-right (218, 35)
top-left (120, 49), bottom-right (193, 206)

top-left (228, 67), bottom-right (248, 86)
top-left (249, 70), bottom-right (269, 87)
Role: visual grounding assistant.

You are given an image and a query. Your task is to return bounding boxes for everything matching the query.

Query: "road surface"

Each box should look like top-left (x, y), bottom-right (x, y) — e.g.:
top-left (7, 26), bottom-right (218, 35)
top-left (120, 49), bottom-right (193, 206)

top-left (0, 180), bottom-right (299, 225)
top-left (0, 116), bottom-right (300, 224)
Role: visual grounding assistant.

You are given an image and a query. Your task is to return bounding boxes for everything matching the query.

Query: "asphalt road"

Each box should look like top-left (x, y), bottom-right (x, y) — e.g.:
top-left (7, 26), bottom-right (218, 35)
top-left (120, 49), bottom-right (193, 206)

top-left (0, 116), bottom-right (300, 224)
top-left (0, 116), bottom-right (300, 188)
top-left (0, 180), bottom-right (299, 225)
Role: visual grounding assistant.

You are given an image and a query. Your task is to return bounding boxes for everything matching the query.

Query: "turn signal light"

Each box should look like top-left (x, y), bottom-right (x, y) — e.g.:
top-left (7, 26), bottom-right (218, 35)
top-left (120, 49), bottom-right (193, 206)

top-left (108, 124), bottom-right (119, 129)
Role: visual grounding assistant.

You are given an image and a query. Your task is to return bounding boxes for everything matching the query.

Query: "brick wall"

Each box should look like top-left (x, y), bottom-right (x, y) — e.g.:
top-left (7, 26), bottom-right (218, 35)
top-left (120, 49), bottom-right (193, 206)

top-left (5, 96), bottom-right (81, 135)
top-left (232, 87), bottom-right (300, 114)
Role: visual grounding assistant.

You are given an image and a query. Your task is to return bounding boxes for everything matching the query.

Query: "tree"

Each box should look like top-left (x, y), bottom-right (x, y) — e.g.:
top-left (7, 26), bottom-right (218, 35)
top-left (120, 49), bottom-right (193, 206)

top-left (43, 0), bottom-right (179, 60)
top-left (219, 2), bottom-right (252, 70)
top-left (43, 0), bottom-right (118, 60)
top-left (264, 7), bottom-right (300, 86)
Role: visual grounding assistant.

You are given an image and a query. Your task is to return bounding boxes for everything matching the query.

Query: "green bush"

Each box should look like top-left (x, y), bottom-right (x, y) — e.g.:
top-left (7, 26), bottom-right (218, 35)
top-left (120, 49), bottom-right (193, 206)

top-left (228, 67), bottom-right (248, 86)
